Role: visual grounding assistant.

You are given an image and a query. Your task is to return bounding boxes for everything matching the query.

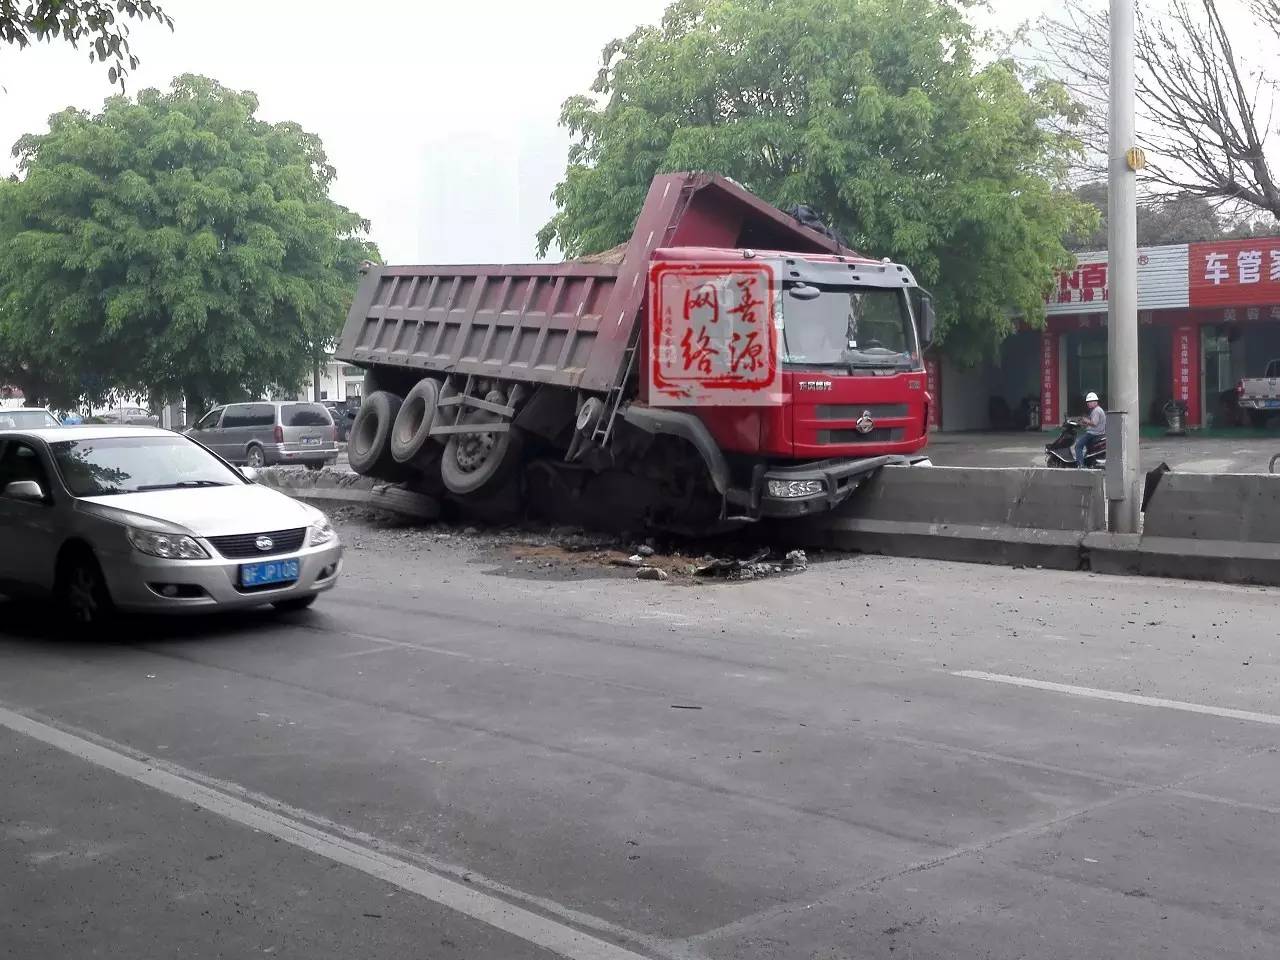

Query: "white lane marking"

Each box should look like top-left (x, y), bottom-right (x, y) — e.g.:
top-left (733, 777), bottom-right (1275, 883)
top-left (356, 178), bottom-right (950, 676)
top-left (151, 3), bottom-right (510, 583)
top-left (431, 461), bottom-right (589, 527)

top-left (0, 704), bottom-right (658, 960)
top-left (954, 671), bottom-right (1280, 727)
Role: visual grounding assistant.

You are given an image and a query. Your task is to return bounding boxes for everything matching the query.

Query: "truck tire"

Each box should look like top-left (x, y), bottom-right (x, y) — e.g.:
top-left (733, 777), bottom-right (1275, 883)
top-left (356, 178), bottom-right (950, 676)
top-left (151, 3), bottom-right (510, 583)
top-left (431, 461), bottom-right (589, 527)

top-left (348, 391), bottom-right (410, 481)
top-left (440, 409), bottom-right (524, 496)
top-left (390, 378), bottom-right (442, 464)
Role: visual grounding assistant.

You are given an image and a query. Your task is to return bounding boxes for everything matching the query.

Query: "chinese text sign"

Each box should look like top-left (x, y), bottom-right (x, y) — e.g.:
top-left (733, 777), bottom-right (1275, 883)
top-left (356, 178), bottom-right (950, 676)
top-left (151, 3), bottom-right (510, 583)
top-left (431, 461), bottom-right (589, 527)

top-left (1172, 324), bottom-right (1201, 424)
top-left (648, 262), bottom-right (781, 406)
top-left (1189, 239), bottom-right (1280, 307)
top-left (1040, 331), bottom-right (1059, 426)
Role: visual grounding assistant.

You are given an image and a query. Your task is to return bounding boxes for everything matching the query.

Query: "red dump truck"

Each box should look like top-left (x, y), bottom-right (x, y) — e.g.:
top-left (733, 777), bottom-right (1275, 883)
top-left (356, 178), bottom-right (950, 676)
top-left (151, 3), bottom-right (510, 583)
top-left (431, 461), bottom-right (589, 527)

top-left (337, 172), bottom-right (932, 528)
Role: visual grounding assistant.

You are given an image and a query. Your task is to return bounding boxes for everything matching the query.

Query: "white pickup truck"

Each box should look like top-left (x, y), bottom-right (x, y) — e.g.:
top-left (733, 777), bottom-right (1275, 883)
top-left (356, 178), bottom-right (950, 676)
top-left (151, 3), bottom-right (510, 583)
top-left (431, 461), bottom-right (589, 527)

top-left (1237, 359), bottom-right (1280, 427)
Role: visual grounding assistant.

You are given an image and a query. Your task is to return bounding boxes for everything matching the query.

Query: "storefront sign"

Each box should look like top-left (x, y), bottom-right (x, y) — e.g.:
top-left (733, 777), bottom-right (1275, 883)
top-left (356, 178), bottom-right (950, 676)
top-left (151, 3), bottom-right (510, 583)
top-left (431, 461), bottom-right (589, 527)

top-left (1189, 238), bottom-right (1280, 307)
top-left (648, 262), bottom-right (781, 406)
top-left (1172, 324), bottom-right (1201, 426)
top-left (924, 356), bottom-right (941, 430)
top-left (1040, 331), bottom-right (1059, 426)
top-left (1044, 245), bottom-right (1190, 316)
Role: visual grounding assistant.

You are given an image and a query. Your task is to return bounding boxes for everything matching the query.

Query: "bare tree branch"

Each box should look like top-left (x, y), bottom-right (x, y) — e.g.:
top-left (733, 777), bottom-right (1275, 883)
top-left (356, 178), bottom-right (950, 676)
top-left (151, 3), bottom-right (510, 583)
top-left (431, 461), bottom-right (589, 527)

top-left (1026, 0), bottom-right (1280, 221)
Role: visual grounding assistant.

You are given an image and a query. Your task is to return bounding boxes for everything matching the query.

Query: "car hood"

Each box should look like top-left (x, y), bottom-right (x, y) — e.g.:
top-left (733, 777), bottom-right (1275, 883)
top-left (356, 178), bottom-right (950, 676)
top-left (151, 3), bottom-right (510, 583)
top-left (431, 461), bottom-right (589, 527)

top-left (79, 484), bottom-right (320, 537)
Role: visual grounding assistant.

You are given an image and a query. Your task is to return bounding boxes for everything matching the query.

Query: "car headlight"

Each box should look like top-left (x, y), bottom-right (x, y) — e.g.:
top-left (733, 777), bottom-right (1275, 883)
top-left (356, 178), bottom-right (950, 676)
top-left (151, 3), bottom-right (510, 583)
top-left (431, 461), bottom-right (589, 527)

top-left (127, 527), bottom-right (209, 560)
top-left (309, 517), bottom-right (336, 546)
top-left (766, 479), bottom-right (825, 499)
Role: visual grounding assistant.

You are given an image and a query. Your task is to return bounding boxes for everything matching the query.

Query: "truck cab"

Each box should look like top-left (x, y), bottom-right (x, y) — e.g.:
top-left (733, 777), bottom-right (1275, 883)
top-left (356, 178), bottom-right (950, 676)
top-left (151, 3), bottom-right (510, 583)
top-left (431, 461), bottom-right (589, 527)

top-left (643, 247), bottom-right (932, 516)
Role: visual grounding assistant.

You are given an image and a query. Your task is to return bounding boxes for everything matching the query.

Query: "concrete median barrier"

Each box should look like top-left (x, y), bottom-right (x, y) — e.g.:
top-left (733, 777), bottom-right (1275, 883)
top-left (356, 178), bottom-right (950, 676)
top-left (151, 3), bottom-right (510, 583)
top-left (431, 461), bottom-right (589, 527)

top-left (1088, 472), bottom-right (1280, 585)
top-left (788, 465), bottom-right (1107, 570)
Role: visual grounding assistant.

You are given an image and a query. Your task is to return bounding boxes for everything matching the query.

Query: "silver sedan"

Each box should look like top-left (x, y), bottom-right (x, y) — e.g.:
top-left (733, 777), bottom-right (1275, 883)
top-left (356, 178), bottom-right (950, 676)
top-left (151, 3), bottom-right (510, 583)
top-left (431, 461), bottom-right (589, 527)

top-left (0, 426), bottom-right (343, 624)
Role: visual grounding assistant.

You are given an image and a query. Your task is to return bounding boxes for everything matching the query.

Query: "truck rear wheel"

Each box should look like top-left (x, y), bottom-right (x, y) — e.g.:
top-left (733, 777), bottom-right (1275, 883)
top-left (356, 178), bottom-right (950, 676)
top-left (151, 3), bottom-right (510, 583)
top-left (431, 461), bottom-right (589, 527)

top-left (440, 409), bottom-right (524, 496)
top-left (348, 391), bottom-right (411, 481)
top-left (390, 378), bottom-right (441, 464)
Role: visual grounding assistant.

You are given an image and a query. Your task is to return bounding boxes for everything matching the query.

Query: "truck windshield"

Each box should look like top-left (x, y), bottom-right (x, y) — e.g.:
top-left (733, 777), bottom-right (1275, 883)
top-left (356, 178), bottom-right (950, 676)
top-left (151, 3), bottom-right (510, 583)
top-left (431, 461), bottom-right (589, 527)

top-left (781, 285), bottom-right (917, 368)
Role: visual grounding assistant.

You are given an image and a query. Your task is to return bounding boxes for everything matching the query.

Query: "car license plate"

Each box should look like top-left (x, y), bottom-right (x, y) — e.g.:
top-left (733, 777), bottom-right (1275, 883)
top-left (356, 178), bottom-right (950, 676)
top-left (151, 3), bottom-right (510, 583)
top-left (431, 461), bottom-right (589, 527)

top-left (301, 436), bottom-right (322, 446)
top-left (1266, 400), bottom-right (1280, 409)
top-left (240, 558), bottom-right (300, 588)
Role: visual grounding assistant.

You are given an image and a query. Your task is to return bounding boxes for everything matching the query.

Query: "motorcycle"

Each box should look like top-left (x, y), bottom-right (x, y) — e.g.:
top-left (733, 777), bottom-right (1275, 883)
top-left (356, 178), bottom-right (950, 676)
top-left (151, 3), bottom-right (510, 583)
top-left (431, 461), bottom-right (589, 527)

top-left (1045, 417), bottom-right (1106, 469)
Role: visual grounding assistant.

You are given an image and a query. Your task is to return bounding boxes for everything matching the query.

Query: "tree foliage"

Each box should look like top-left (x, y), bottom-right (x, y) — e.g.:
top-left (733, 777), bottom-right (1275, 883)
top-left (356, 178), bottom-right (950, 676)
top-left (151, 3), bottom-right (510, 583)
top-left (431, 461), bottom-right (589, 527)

top-left (0, 74), bottom-right (377, 410)
top-left (0, 0), bottom-right (173, 87)
top-left (537, 0), bottom-right (1095, 361)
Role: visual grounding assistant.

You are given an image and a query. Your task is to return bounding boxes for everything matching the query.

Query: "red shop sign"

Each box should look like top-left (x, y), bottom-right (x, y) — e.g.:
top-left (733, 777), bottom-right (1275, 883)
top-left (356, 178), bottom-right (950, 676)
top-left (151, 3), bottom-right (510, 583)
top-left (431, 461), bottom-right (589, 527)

top-left (1189, 238), bottom-right (1280, 307)
top-left (1040, 331), bottom-right (1059, 426)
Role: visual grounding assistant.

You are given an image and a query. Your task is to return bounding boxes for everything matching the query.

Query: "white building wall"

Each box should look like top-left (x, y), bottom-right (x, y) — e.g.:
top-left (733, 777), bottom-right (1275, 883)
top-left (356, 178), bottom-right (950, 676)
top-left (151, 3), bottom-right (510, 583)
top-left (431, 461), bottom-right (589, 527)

top-left (939, 356), bottom-right (995, 431)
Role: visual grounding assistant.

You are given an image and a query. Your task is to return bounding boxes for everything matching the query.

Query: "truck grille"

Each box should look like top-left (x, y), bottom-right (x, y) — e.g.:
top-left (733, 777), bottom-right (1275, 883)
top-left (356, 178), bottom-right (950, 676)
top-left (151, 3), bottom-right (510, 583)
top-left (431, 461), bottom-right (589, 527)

top-left (815, 404), bottom-right (909, 420)
top-left (207, 527), bottom-right (307, 559)
top-left (817, 428), bottom-right (904, 444)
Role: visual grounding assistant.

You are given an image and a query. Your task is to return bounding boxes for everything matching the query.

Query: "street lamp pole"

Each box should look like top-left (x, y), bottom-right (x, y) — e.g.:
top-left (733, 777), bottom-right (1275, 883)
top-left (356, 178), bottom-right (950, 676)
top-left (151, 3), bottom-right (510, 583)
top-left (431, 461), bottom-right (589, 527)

top-left (1108, 0), bottom-right (1141, 533)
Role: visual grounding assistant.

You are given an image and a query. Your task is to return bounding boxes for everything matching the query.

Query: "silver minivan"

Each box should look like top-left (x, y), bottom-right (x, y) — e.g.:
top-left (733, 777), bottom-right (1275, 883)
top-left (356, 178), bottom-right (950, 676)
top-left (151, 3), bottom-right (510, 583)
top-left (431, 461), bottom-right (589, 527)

top-left (187, 401), bottom-right (339, 469)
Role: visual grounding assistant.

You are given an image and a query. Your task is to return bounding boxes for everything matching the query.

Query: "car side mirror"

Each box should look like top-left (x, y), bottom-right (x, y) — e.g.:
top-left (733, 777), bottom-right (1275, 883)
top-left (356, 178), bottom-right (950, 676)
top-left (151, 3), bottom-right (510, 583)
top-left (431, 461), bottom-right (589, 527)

top-left (787, 283), bottom-right (822, 301)
top-left (3, 480), bottom-right (46, 503)
top-left (239, 467), bottom-right (259, 482)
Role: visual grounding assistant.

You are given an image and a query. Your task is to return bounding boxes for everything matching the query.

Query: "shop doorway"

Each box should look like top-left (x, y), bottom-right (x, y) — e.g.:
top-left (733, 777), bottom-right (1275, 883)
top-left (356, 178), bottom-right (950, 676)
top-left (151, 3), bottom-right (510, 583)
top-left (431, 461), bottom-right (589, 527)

top-left (1139, 325), bottom-right (1172, 425)
top-left (1065, 330), bottom-right (1107, 419)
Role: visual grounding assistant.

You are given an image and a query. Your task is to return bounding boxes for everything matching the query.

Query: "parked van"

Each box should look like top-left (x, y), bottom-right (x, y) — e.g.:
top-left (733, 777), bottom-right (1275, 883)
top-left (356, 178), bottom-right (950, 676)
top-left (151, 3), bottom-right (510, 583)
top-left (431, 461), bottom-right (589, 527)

top-left (187, 401), bottom-right (338, 469)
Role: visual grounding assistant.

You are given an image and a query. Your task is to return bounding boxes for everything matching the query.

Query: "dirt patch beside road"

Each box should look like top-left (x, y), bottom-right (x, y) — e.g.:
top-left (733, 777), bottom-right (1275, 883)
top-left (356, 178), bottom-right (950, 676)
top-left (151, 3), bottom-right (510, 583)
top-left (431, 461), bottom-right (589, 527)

top-left (323, 504), bottom-right (813, 585)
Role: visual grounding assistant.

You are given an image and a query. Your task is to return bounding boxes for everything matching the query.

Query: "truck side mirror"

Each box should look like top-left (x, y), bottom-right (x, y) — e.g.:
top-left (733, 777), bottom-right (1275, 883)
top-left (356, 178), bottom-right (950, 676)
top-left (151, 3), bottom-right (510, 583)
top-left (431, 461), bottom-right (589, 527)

top-left (919, 295), bottom-right (936, 347)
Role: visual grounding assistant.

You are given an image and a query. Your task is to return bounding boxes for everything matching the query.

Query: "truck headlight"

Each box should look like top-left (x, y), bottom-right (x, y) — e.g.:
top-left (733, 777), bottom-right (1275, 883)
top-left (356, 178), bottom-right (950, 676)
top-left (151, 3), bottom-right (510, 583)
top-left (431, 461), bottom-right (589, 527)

top-left (767, 479), bottom-right (825, 499)
top-left (127, 528), bottom-right (209, 560)
top-left (309, 517), bottom-right (336, 546)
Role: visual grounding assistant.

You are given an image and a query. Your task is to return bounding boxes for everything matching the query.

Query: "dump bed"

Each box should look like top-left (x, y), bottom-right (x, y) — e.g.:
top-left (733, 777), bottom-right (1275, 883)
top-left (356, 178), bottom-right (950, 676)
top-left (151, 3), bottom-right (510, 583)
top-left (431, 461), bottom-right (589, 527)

top-left (337, 172), bottom-right (853, 393)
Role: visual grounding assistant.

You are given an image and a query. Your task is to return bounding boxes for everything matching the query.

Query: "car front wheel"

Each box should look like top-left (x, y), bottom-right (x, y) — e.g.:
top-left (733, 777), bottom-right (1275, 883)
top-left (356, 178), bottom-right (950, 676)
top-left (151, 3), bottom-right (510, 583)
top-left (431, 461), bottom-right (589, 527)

top-left (58, 551), bottom-right (115, 627)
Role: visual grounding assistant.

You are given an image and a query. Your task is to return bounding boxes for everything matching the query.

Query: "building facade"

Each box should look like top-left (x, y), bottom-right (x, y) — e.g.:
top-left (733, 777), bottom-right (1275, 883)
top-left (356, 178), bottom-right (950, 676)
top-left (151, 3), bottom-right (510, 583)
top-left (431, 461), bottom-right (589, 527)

top-left (934, 238), bottom-right (1280, 431)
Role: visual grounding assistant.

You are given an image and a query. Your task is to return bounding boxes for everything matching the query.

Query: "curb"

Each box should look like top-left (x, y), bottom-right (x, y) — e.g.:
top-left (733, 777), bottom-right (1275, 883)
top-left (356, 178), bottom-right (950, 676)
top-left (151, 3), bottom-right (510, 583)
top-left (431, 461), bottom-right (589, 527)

top-left (256, 467), bottom-right (439, 521)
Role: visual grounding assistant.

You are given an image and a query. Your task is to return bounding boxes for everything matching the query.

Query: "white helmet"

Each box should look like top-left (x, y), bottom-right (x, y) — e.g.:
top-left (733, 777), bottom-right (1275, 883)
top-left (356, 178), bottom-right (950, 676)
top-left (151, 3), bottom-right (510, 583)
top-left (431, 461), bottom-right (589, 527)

top-left (1085, 392), bottom-right (1100, 402)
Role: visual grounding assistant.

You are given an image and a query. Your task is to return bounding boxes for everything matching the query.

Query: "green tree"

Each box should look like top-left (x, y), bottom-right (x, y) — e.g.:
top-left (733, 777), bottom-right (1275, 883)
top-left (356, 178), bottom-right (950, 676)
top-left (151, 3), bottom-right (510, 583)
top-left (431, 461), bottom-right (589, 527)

top-left (537, 0), bottom-right (1094, 362)
top-left (1, 0), bottom-right (173, 87)
top-left (0, 75), bottom-right (377, 413)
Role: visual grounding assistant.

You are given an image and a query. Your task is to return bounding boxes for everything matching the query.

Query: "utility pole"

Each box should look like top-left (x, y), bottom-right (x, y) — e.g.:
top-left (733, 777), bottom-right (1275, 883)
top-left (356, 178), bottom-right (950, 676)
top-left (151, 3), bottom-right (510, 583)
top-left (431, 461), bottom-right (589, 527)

top-left (1108, 0), bottom-right (1141, 533)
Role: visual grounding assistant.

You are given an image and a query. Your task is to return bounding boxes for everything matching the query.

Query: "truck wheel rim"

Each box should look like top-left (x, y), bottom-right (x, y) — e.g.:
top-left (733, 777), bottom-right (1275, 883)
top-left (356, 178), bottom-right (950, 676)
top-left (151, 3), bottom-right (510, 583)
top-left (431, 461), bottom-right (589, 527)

top-left (455, 432), bottom-right (496, 472)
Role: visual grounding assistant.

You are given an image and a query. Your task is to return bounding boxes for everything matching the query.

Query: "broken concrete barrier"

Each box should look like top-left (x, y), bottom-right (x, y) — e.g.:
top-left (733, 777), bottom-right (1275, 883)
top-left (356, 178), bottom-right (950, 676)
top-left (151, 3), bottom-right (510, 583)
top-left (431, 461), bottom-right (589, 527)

top-left (1088, 472), bottom-right (1280, 585)
top-left (788, 465), bottom-right (1107, 570)
top-left (255, 467), bottom-right (439, 521)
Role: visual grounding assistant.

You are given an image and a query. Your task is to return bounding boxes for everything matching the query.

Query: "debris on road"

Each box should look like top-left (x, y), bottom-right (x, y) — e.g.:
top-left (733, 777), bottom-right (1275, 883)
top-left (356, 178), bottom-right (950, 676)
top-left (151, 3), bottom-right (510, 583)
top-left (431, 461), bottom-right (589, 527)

top-left (694, 548), bottom-right (809, 580)
top-left (317, 509), bottom-right (821, 584)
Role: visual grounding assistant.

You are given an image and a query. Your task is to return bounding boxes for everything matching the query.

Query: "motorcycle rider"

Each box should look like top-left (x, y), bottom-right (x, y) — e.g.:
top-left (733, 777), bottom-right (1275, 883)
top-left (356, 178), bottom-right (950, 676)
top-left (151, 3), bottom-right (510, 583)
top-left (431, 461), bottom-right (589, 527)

top-left (1074, 391), bottom-right (1106, 468)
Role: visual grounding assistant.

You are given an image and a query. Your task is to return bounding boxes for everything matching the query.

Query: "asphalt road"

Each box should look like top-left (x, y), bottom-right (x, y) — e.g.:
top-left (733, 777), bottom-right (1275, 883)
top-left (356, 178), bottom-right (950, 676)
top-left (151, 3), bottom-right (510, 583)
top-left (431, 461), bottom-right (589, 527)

top-left (3, 518), bottom-right (1279, 959)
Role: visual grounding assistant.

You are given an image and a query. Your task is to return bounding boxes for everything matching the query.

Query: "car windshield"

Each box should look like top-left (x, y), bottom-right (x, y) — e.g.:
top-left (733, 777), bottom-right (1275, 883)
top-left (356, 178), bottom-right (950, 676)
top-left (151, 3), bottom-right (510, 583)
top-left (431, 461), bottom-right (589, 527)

top-left (0, 409), bottom-right (60, 429)
top-left (50, 435), bottom-right (241, 497)
top-left (781, 285), bottom-right (917, 368)
top-left (282, 403), bottom-right (333, 427)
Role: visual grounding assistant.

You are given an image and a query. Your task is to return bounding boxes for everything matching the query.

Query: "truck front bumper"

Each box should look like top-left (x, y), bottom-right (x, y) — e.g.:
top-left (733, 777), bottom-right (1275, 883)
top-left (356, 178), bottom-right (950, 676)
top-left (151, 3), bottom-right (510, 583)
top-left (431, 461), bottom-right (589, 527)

top-left (751, 455), bottom-right (931, 518)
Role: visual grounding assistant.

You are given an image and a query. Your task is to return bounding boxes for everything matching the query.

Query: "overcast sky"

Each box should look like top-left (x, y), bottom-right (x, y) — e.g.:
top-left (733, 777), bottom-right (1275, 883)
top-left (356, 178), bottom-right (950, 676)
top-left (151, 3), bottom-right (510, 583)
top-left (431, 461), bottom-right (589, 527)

top-left (1, 0), bottom-right (1050, 265)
